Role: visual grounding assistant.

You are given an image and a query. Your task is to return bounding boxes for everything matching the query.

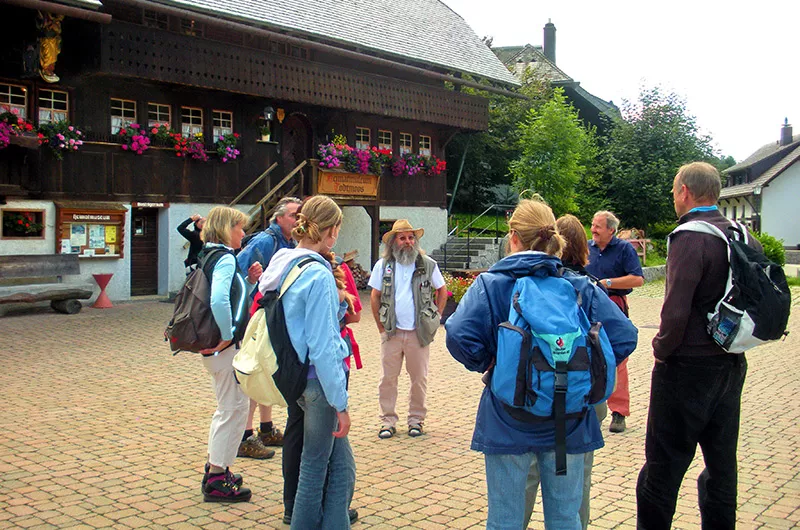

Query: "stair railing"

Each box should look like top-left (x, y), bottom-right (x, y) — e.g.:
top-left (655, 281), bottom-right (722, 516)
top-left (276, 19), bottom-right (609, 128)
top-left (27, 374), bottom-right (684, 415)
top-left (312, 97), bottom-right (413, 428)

top-left (444, 204), bottom-right (510, 270)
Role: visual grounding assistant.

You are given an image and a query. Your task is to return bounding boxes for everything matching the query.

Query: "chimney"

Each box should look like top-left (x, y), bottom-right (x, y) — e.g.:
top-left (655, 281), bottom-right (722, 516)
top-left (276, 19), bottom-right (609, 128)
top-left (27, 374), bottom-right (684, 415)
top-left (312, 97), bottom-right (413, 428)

top-left (543, 19), bottom-right (556, 64)
top-left (780, 117), bottom-right (793, 146)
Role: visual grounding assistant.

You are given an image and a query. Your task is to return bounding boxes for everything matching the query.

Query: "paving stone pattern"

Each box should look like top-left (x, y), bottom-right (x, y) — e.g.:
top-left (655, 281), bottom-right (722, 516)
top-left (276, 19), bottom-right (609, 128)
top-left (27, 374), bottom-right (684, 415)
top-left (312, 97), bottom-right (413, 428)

top-left (0, 293), bottom-right (798, 529)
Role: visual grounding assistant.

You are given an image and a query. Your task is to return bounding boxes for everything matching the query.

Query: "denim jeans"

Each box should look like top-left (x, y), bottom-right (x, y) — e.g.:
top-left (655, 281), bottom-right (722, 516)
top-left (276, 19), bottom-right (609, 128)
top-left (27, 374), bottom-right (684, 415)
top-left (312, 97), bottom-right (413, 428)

top-left (636, 355), bottom-right (746, 530)
top-left (290, 378), bottom-right (355, 530)
top-left (485, 451), bottom-right (583, 530)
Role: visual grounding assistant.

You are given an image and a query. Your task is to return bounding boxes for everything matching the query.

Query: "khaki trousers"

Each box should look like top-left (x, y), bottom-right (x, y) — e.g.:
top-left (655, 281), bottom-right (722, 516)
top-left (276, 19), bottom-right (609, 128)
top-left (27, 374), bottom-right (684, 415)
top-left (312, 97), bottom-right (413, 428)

top-left (378, 329), bottom-right (429, 428)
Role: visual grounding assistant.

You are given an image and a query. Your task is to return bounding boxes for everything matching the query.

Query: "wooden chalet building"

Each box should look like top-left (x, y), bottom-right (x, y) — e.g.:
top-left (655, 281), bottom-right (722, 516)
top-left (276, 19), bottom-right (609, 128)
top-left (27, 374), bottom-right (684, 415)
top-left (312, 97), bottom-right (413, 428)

top-left (0, 0), bottom-right (518, 300)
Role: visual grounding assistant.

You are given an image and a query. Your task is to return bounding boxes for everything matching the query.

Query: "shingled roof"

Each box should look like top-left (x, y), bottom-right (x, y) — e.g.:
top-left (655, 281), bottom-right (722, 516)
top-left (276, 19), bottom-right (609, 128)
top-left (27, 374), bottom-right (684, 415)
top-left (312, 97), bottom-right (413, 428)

top-left (724, 133), bottom-right (800, 174)
top-left (720, 143), bottom-right (800, 200)
top-left (147, 0), bottom-right (519, 87)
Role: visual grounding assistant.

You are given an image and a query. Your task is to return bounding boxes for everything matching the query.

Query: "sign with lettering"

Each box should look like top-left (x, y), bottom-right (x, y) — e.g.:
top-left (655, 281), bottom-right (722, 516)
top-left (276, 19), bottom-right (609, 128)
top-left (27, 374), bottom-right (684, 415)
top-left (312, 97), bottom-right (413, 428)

top-left (132, 202), bottom-right (168, 208)
top-left (73, 214), bottom-right (111, 221)
top-left (318, 170), bottom-right (379, 198)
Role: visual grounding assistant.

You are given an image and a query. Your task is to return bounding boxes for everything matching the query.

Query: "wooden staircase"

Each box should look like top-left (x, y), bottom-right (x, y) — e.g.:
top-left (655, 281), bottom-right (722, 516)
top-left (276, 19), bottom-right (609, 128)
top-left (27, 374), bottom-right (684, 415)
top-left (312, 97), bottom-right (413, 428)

top-left (229, 160), bottom-right (308, 233)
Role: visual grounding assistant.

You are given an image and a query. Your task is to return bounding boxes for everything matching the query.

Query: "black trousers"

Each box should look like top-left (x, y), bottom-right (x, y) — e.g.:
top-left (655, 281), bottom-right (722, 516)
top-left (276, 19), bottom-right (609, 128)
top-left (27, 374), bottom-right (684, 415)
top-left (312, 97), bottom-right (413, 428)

top-left (636, 354), bottom-right (747, 530)
top-left (283, 371), bottom-right (351, 517)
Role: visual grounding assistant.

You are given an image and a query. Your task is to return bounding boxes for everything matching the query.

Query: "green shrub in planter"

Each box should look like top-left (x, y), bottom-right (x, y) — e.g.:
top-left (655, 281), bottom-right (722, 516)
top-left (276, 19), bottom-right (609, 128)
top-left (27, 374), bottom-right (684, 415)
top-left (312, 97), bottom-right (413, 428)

top-left (754, 232), bottom-right (785, 266)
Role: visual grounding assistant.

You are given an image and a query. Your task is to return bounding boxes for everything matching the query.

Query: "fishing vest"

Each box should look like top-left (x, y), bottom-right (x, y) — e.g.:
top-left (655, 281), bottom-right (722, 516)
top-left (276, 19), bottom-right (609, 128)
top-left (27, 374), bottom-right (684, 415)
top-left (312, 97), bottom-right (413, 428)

top-left (379, 254), bottom-right (440, 347)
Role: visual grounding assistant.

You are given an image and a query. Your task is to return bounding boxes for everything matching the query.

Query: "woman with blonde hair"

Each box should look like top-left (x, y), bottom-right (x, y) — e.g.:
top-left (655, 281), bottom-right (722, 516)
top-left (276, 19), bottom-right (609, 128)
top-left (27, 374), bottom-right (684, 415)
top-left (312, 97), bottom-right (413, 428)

top-left (446, 199), bottom-right (637, 529)
top-left (258, 195), bottom-right (355, 529)
top-left (198, 206), bottom-right (263, 502)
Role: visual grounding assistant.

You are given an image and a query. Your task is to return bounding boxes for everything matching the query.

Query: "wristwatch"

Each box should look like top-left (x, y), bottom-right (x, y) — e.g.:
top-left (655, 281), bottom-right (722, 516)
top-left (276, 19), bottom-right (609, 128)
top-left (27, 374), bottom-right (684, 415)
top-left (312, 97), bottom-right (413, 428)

top-left (605, 279), bottom-right (612, 287)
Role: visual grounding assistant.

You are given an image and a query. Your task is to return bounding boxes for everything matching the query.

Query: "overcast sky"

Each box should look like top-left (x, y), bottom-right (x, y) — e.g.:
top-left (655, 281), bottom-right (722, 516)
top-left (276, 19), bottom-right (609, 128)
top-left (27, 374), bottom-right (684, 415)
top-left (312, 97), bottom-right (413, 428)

top-left (442, 0), bottom-right (799, 162)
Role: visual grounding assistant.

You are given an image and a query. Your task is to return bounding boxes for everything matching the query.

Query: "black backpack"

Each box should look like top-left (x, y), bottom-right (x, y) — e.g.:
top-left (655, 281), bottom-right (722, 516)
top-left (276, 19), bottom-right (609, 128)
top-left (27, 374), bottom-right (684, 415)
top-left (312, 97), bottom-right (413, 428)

top-left (669, 221), bottom-right (791, 352)
top-left (165, 248), bottom-right (246, 353)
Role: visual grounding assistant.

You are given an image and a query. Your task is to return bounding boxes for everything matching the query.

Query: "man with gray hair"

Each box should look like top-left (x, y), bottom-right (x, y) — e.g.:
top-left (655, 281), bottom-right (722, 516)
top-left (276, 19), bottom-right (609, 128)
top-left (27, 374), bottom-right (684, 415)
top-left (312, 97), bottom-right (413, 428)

top-left (369, 219), bottom-right (447, 439)
top-left (586, 209), bottom-right (644, 433)
top-left (235, 196), bottom-right (302, 458)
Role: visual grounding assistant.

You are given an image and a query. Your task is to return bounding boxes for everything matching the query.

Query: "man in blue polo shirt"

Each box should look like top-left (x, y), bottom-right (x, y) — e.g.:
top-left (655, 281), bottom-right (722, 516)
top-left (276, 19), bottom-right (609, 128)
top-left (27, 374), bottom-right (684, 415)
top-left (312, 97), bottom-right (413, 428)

top-left (586, 210), bottom-right (644, 433)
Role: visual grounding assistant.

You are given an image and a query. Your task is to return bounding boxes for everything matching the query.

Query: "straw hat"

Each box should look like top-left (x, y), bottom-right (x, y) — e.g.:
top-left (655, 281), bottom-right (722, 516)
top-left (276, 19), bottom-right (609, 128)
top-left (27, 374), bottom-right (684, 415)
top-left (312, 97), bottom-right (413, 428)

top-left (342, 250), bottom-right (359, 263)
top-left (382, 219), bottom-right (424, 245)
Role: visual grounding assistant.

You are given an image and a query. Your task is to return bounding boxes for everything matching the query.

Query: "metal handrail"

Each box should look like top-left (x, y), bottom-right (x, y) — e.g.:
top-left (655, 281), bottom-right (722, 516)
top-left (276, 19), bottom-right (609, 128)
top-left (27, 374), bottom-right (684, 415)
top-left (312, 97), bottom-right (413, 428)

top-left (443, 203), bottom-right (512, 270)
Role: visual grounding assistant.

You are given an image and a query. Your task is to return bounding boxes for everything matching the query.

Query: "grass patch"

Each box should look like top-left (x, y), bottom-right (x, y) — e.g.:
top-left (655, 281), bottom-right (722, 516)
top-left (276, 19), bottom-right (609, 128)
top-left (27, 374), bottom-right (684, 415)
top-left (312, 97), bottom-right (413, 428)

top-left (787, 276), bottom-right (800, 287)
top-left (450, 213), bottom-right (508, 236)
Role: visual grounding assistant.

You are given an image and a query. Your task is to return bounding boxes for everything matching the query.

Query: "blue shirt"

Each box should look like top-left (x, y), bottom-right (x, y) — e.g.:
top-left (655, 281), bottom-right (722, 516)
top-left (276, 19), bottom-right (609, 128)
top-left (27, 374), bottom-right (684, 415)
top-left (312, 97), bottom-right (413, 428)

top-left (586, 237), bottom-right (644, 296)
top-left (237, 222), bottom-right (295, 275)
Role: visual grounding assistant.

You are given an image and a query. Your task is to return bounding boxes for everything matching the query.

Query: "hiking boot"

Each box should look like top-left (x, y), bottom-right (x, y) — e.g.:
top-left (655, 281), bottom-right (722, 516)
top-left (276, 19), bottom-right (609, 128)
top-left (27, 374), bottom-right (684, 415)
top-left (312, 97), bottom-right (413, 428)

top-left (238, 434), bottom-right (276, 459)
top-left (201, 463), bottom-right (242, 493)
top-left (283, 508), bottom-right (358, 525)
top-left (203, 470), bottom-right (252, 503)
top-left (258, 426), bottom-right (284, 447)
top-left (609, 412), bottom-right (626, 433)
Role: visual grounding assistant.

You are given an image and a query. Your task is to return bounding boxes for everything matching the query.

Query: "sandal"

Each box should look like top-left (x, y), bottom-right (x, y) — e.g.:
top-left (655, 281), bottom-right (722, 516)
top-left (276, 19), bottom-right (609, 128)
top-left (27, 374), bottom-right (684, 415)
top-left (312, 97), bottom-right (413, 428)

top-left (408, 425), bottom-right (424, 437)
top-left (378, 426), bottom-right (396, 439)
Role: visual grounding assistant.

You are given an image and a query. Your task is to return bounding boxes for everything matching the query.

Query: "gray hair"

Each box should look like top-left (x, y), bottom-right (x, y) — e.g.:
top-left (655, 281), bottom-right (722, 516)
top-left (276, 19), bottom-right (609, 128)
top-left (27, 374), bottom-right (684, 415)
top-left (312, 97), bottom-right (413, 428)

top-left (269, 196), bottom-right (302, 224)
top-left (677, 162), bottom-right (722, 202)
top-left (593, 210), bottom-right (619, 232)
top-left (382, 233), bottom-right (424, 263)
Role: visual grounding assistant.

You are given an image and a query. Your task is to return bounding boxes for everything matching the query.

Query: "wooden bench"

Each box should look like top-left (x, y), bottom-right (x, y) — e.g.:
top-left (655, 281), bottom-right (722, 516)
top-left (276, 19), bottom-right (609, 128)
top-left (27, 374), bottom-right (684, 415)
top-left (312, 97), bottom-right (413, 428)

top-left (617, 228), bottom-right (650, 265)
top-left (0, 255), bottom-right (94, 314)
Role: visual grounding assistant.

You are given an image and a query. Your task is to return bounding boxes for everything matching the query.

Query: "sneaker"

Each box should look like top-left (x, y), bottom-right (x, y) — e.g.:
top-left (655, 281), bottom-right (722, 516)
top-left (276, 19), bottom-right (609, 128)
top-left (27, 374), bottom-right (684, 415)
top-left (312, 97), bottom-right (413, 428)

top-left (258, 426), bottom-right (284, 447)
top-left (201, 463), bottom-right (242, 493)
top-left (203, 471), bottom-right (252, 503)
top-left (408, 424), bottom-right (424, 437)
top-left (283, 508), bottom-right (358, 525)
top-left (238, 434), bottom-right (276, 459)
top-left (609, 412), bottom-right (626, 433)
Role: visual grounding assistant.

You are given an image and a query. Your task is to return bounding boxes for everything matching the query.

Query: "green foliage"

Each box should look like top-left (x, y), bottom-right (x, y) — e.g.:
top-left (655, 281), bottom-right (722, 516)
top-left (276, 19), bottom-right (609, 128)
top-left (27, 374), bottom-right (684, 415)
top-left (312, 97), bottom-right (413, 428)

top-left (602, 86), bottom-right (716, 230)
top-left (754, 232), bottom-right (786, 266)
top-left (450, 213), bottom-right (508, 236)
top-left (786, 276), bottom-right (800, 287)
top-left (509, 89), bottom-right (599, 217)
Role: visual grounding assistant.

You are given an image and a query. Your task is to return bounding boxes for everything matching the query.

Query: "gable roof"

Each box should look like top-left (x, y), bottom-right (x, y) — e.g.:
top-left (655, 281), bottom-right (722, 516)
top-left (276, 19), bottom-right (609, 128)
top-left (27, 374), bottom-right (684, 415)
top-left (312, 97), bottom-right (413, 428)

top-left (724, 134), bottom-right (800, 174)
top-left (493, 44), bottom-right (571, 83)
top-left (146, 0), bottom-right (519, 87)
top-left (720, 144), bottom-right (800, 200)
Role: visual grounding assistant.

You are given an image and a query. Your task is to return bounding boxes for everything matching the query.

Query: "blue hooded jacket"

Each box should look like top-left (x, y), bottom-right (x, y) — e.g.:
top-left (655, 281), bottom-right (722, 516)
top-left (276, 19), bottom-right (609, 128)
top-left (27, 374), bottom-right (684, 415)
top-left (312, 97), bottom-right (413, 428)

top-left (445, 251), bottom-right (638, 455)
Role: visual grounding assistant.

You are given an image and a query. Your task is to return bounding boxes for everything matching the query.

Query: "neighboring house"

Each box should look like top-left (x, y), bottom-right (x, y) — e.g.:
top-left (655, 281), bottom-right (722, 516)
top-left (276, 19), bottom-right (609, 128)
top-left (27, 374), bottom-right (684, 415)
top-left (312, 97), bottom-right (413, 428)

top-left (719, 119), bottom-right (800, 248)
top-left (493, 20), bottom-right (619, 132)
top-left (0, 0), bottom-right (516, 300)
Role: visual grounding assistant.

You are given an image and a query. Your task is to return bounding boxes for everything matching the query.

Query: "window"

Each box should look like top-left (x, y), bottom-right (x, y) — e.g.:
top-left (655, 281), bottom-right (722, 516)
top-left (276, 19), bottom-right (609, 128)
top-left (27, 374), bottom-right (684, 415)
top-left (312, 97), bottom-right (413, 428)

top-left (38, 89), bottom-right (68, 124)
top-left (722, 206), bottom-right (727, 218)
top-left (400, 132), bottom-right (412, 155)
top-left (110, 98), bottom-right (136, 134)
top-left (143, 9), bottom-right (168, 29)
top-left (355, 127), bottom-right (370, 150)
top-left (181, 107), bottom-right (203, 136)
top-left (212, 110), bottom-right (233, 141)
top-left (378, 130), bottom-right (392, 152)
top-left (147, 103), bottom-right (171, 128)
top-left (1, 209), bottom-right (45, 239)
top-left (732, 206), bottom-right (737, 220)
top-left (0, 84), bottom-right (27, 119)
top-left (180, 18), bottom-right (203, 37)
top-left (419, 135), bottom-right (431, 157)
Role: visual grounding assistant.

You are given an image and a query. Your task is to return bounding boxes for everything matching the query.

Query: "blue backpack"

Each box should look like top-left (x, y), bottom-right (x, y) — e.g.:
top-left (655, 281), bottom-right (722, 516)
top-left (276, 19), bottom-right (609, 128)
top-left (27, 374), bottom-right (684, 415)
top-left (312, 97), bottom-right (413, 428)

top-left (491, 266), bottom-right (616, 475)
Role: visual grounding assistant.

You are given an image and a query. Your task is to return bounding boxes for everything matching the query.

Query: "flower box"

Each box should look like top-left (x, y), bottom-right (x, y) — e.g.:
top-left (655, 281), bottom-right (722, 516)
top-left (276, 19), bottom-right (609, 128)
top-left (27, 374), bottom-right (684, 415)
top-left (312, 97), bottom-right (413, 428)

top-left (9, 135), bottom-right (40, 149)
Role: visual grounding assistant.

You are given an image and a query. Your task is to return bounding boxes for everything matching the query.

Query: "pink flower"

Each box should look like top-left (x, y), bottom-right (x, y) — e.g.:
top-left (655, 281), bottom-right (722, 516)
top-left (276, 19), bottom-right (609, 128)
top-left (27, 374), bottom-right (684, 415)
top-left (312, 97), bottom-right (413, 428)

top-left (68, 125), bottom-right (74, 131)
top-left (121, 144), bottom-right (128, 150)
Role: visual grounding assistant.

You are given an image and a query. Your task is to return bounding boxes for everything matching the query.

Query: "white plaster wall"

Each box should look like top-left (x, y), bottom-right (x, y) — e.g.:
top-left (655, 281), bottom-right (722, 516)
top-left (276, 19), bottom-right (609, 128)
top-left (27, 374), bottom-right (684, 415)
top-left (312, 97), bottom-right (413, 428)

top-left (334, 206), bottom-right (373, 271)
top-left (761, 162), bottom-right (800, 246)
top-left (378, 206), bottom-right (448, 258)
top-left (718, 198), bottom-right (750, 222)
top-left (0, 200), bottom-right (56, 255)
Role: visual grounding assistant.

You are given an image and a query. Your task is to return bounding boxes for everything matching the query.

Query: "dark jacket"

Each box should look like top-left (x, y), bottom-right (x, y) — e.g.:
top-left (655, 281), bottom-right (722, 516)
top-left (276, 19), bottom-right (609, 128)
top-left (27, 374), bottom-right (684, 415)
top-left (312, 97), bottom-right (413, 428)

top-left (177, 218), bottom-right (203, 267)
top-left (445, 251), bottom-right (638, 455)
top-left (652, 209), bottom-right (762, 360)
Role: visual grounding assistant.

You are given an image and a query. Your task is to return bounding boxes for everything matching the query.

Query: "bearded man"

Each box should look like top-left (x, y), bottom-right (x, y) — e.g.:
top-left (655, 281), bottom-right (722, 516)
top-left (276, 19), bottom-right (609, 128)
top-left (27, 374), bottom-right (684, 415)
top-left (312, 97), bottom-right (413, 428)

top-left (369, 220), bottom-right (447, 439)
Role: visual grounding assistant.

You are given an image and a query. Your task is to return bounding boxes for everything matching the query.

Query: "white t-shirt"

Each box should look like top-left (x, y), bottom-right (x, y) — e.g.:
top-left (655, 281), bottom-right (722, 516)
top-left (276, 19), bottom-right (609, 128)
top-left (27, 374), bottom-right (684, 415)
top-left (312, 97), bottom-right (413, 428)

top-left (369, 258), bottom-right (445, 330)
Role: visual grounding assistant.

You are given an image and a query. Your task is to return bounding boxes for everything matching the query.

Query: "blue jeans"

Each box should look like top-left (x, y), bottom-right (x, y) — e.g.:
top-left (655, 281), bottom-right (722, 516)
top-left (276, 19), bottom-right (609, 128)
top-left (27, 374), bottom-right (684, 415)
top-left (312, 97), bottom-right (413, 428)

top-left (486, 451), bottom-right (583, 530)
top-left (290, 378), bottom-right (356, 530)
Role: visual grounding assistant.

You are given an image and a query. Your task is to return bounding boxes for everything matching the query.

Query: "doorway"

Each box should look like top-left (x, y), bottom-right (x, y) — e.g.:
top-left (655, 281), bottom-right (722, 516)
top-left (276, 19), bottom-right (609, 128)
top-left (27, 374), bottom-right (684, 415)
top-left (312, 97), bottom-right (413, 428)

top-left (281, 114), bottom-right (312, 195)
top-left (130, 207), bottom-right (158, 295)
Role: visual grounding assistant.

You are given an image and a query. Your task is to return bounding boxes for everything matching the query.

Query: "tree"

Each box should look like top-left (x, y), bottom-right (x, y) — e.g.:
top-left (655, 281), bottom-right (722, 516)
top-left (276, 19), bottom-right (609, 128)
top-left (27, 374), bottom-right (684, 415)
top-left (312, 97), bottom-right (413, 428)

top-left (508, 88), bottom-right (598, 216)
top-left (602, 86), bottom-right (716, 229)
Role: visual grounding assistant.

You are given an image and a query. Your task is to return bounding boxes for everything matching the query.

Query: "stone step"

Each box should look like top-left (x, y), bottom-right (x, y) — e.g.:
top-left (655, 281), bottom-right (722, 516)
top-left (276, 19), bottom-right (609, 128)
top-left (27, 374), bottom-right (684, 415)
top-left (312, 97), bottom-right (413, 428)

top-left (786, 250), bottom-right (800, 265)
top-left (430, 249), bottom-right (484, 258)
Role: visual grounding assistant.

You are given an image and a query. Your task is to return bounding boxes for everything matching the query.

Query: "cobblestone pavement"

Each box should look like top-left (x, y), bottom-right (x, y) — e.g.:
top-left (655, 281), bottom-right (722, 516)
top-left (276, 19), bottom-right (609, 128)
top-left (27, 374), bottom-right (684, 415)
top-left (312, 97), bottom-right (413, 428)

top-left (0, 291), bottom-right (798, 529)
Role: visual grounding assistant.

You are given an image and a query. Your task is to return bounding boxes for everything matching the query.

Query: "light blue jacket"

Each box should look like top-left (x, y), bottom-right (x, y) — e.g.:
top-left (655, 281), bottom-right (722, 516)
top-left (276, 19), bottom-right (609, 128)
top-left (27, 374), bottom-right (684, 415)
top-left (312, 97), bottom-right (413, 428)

top-left (237, 221), bottom-right (294, 275)
top-left (206, 244), bottom-right (256, 342)
top-left (258, 248), bottom-right (350, 412)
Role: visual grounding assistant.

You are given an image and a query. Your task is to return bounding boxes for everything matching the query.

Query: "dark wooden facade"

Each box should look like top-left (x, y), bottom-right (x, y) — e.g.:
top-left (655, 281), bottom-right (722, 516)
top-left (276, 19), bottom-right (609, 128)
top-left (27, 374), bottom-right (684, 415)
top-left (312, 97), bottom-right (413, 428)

top-left (0, 3), bottom-right (487, 208)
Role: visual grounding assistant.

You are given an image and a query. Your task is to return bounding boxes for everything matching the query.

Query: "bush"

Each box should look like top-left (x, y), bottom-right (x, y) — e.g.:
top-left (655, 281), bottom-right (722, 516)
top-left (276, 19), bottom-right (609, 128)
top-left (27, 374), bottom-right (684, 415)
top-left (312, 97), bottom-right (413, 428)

top-left (755, 232), bottom-right (786, 266)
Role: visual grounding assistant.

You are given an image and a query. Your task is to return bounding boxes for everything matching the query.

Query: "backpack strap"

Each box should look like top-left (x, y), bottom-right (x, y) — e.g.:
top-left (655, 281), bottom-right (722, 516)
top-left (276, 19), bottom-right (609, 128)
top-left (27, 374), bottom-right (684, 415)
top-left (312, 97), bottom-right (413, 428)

top-left (278, 257), bottom-right (317, 298)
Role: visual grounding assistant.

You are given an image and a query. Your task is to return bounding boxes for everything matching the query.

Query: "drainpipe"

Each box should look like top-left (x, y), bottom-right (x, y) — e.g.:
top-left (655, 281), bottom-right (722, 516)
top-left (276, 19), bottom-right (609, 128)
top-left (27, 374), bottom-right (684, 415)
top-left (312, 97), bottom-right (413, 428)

top-left (448, 135), bottom-right (472, 215)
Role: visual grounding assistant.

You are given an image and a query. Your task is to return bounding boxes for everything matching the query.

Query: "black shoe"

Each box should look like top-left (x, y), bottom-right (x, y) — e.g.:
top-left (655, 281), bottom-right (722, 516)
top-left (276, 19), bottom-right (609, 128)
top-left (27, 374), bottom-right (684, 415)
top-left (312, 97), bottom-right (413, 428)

top-left (609, 412), bottom-right (627, 433)
top-left (201, 463), bottom-right (242, 493)
top-left (203, 471), bottom-right (251, 503)
top-left (283, 508), bottom-right (357, 525)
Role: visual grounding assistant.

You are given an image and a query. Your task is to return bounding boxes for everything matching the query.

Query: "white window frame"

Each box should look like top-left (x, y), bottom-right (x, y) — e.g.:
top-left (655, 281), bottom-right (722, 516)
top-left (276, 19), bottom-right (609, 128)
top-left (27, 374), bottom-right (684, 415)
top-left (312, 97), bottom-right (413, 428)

top-left (419, 135), bottom-right (431, 157)
top-left (181, 107), bottom-right (203, 137)
top-left (378, 130), bottom-right (392, 152)
top-left (0, 83), bottom-right (28, 120)
top-left (143, 9), bottom-right (168, 30)
top-left (212, 110), bottom-right (233, 142)
top-left (38, 89), bottom-right (68, 124)
top-left (147, 102), bottom-right (171, 128)
top-left (355, 127), bottom-right (370, 151)
top-left (110, 98), bottom-right (137, 134)
top-left (399, 132), bottom-right (413, 155)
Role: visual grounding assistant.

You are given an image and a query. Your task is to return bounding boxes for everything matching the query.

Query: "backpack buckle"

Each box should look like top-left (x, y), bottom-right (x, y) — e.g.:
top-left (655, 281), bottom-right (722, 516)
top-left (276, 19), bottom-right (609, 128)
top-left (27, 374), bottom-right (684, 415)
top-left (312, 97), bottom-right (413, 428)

top-left (554, 371), bottom-right (568, 393)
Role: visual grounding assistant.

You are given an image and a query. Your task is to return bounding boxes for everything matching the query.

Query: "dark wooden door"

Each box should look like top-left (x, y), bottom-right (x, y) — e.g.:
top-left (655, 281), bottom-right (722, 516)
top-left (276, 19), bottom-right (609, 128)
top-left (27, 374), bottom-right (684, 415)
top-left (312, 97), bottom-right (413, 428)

top-left (281, 114), bottom-right (312, 194)
top-left (130, 207), bottom-right (158, 295)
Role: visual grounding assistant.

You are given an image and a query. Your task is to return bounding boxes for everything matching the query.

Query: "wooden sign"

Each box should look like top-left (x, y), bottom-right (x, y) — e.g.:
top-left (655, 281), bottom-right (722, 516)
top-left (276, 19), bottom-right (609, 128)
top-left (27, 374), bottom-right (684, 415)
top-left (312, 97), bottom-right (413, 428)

top-left (317, 170), bottom-right (379, 198)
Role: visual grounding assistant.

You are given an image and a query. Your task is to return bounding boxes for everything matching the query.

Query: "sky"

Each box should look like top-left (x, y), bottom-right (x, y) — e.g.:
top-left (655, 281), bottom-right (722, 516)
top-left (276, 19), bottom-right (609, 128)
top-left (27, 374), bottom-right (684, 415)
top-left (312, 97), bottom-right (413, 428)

top-left (442, 0), bottom-right (799, 162)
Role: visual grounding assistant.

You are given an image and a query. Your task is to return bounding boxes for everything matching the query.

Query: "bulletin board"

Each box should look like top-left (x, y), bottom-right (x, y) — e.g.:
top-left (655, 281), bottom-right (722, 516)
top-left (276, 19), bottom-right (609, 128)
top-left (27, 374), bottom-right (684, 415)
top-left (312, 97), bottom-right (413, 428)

top-left (55, 202), bottom-right (127, 259)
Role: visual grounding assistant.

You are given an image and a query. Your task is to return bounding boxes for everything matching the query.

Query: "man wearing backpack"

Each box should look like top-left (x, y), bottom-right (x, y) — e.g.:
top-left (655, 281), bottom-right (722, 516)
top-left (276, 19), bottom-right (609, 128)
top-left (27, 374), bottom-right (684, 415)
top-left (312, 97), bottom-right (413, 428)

top-left (637, 162), bottom-right (761, 529)
top-left (586, 210), bottom-right (644, 433)
top-left (235, 196), bottom-right (302, 458)
top-left (369, 220), bottom-right (448, 439)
